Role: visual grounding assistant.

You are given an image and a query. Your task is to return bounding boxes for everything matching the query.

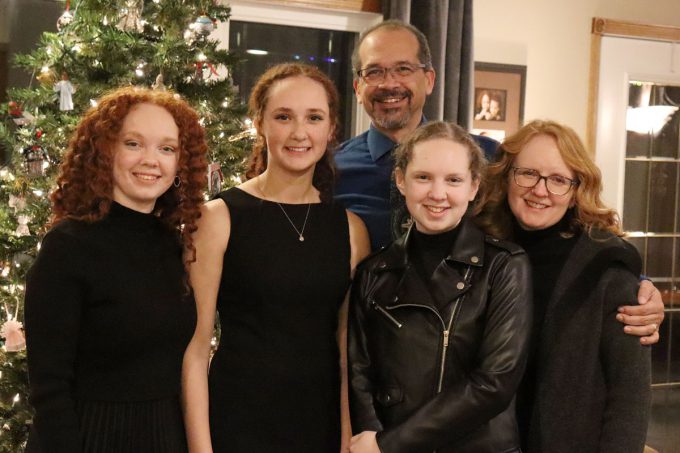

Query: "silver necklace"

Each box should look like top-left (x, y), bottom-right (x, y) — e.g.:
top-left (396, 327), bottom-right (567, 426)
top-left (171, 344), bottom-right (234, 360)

top-left (276, 202), bottom-right (311, 242)
top-left (258, 177), bottom-right (312, 242)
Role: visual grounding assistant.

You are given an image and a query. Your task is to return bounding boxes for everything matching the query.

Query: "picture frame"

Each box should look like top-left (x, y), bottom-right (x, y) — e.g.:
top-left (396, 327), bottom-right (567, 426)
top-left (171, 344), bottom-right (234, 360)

top-left (472, 62), bottom-right (526, 141)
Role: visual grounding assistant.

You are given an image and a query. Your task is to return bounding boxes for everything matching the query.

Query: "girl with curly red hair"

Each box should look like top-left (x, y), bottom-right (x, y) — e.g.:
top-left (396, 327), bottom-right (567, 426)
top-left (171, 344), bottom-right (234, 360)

top-left (24, 86), bottom-right (207, 453)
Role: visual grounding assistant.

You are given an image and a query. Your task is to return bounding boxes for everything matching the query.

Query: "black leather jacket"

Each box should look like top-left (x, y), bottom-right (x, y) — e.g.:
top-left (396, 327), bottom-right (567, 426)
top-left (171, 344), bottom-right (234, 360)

top-left (348, 217), bottom-right (533, 453)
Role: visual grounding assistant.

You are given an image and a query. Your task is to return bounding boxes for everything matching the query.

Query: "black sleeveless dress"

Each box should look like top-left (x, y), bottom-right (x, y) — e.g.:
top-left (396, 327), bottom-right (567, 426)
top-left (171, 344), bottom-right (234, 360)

top-left (209, 187), bottom-right (351, 452)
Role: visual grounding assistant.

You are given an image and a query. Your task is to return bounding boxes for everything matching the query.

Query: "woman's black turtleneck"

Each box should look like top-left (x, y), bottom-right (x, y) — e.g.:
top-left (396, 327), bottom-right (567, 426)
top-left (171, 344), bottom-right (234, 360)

top-left (512, 211), bottom-right (579, 333)
top-left (511, 210), bottom-right (579, 446)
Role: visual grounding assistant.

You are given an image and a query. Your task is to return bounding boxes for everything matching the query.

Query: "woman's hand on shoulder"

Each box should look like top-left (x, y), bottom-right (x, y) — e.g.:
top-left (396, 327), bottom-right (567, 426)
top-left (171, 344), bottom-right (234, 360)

top-left (347, 211), bottom-right (370, 275)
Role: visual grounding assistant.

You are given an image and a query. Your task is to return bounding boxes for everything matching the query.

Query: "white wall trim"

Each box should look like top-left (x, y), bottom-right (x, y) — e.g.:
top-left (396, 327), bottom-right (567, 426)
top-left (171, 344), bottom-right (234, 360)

top-left (228, 1), bottom-right (382, 33)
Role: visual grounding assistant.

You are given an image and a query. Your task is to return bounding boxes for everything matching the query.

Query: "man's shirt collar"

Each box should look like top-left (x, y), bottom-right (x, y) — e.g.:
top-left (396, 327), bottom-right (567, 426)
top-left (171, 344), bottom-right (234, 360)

top-left (367, 125), bottom-right (397, 162)
top-left (366, 116), bottom-right (427, 162)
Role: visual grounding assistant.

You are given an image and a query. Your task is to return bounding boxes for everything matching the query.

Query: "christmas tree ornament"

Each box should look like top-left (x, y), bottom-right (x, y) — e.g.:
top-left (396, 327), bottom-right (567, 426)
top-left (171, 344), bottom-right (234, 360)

top-left (8, 101), bottom-right (35, 126)
top-left (36, 66), bottom-right (57, 86)
top-left (56, 1), bottom-right (73, 31)
top-left (24, 144), bottom-right (47, 178)
top-left (152, 73), bottom-right (166, 91)
top-left (54, 71), bottom-right (76, 111)
top-left (0, 319), bottom-right (26, 352)
top-left (8, 100), bottom-right (22, 117)
top-left (15, 215), bottom-right (31, 237)
top-left (8, 194), bottom-right (27, 212)
top-left (117, 0), bottom-right (144, 33)
top-left (192, 15), bottom-right (215, 37)
top-left (208, 162), bottom-right (223, 196)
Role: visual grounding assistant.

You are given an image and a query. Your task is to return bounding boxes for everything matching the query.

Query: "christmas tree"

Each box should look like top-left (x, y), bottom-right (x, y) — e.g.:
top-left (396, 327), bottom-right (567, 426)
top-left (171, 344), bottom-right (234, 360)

top-left (0, 1), bottom-right (248, 450)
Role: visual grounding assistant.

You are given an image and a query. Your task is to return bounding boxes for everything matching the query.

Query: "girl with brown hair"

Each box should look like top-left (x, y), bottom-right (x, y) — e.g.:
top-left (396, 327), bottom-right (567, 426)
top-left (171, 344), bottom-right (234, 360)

top-left (182, 63), bottom-right (369, 452)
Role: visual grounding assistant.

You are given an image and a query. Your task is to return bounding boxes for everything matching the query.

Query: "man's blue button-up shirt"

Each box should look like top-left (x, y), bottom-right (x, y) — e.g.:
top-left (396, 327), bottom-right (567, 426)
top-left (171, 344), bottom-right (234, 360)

top-left (335, 125), bottom-right (396, 251)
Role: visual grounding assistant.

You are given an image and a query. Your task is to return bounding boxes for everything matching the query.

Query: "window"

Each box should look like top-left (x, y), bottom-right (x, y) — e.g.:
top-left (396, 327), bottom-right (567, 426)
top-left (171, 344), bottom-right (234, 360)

top-left (623, 80), bottom-right (680, 451)
top-left (215, 1), bottom-right (381, 140)
top-left (228, 21), bottom-right (355, 141)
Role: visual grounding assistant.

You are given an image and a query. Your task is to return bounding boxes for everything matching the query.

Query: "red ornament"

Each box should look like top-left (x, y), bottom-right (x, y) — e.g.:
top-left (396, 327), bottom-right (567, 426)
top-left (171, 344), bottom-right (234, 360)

top-left (8, 101), bottom-right (22, 117)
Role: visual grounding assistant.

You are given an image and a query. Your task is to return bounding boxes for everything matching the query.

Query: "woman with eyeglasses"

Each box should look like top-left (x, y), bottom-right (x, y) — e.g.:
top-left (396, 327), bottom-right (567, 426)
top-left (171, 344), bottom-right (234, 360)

top-left (475, 120), bottom-right (651, 453)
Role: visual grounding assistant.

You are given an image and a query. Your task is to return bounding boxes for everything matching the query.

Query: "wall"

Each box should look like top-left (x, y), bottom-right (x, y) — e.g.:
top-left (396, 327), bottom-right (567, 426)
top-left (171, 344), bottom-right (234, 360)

top-left (474, 0), bottom-right (680, 139)
top-left (0, 0), bottom-right (61, 90)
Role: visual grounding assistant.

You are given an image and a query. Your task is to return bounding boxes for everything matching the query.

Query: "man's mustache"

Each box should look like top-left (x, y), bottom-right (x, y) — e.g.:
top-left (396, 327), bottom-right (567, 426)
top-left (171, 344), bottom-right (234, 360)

top-left (370, 89), bottom-right (412, 104)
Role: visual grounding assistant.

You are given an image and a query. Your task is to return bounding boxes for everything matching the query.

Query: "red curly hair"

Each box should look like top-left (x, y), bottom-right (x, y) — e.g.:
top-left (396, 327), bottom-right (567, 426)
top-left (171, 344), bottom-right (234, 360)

top-left (50, 86), bottom-right (208, 266)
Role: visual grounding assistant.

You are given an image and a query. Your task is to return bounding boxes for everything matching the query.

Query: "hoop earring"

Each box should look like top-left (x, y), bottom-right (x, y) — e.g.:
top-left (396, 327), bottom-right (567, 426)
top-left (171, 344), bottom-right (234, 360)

top-left (173, 176), bottom-right (181, 188)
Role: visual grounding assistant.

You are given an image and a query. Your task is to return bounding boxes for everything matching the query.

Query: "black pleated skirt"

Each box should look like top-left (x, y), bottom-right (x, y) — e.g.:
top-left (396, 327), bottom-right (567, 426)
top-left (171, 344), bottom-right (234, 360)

top-left (76, 397), bottom-right (187, 453)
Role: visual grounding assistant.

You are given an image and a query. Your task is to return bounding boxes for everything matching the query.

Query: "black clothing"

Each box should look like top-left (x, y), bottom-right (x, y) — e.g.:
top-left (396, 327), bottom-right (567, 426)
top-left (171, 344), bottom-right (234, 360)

top-left (209, 188), bottom-right (351, 452)
top-left (348, 217), bottom-right (533, 453)
top-left (410, 226), bottom-right (460, 278)
top-left (24, 202), bottom-right (195, 453)
top-left (520, 229), bottom-right (650, 453)
top-left (512, 217), bottom-right (578, 442)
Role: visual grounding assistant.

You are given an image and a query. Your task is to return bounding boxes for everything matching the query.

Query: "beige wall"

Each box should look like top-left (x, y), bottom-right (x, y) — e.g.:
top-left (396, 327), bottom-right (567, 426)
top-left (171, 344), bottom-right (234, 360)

top-left (474, 0), bottom-right (680, 139)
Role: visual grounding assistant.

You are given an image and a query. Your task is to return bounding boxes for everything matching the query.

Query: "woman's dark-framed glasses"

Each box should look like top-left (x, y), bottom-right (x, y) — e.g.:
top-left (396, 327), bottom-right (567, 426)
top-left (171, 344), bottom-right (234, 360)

top-left (511, 167), bottom-right (578, 196)
top-left (356, 63), bottom-right (429, 86)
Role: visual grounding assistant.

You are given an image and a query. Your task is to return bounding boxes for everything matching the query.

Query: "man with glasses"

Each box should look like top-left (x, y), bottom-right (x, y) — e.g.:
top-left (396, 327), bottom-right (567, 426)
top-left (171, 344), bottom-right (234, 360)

top-left (335, 20), bottom-right (498, 251)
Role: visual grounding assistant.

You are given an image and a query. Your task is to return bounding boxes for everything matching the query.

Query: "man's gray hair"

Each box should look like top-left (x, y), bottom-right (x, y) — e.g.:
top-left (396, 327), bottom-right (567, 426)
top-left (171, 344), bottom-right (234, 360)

top-left (351, 19), bottom-right (432, 77)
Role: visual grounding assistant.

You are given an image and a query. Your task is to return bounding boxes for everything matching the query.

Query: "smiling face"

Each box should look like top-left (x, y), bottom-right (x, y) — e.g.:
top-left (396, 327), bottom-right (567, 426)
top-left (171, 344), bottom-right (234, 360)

top-left (489, 99), bottom-right (500, 118)
top-left (112, 103), bottom-right (179, 213)
top-left (258, 76), bottom-right (332, 176)
top-left (507, 134), bottom-right (575, 230)
top-left (480, 93), bottom-right (490, 111)
top-left (354, 28), bottom-right (434, 140)
top-left (396, 137), bottom-right (479, 235)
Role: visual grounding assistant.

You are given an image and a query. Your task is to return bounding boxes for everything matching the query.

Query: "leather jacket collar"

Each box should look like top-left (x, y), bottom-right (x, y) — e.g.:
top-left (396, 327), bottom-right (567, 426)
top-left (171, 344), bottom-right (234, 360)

top-left (375, 216), bottom-right (487, 272)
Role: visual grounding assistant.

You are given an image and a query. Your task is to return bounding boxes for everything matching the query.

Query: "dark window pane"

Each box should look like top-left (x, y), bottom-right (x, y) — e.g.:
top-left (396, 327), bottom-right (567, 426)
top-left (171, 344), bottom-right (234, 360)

top-left (228, 21), bottom-right (355, 142)
top-left (646, 237), bottom-right (673, 279)
top-left (651, 85), bottom-right (680, 159)
top-left (652, 110), bottom-right (680, 159)
top-left (626, 130), bottom-right (651, 158)
top-left (623, 161), bottom-right (648, 231)
top-left (671, 312), bottom-right (680, 382)
top-left (649, 162), bottom-right (677, 233)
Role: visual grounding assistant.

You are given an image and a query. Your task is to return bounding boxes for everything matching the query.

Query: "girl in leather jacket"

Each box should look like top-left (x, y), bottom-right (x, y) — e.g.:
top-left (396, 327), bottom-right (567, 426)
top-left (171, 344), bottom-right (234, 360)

top-left (348, 121), bottom-right (532, 453)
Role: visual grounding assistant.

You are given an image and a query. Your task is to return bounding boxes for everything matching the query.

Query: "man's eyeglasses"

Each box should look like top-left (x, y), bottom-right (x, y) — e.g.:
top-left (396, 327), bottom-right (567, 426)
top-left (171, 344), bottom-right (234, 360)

top-left (356, 63), bottom-right (430, 86)
top-left (511, 167), bottom-right (578, 196)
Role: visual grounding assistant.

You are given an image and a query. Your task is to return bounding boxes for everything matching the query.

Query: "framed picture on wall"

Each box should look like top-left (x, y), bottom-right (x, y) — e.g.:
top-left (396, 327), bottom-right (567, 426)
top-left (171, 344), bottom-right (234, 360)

top-left (472, 62), bottom-right (526, 141)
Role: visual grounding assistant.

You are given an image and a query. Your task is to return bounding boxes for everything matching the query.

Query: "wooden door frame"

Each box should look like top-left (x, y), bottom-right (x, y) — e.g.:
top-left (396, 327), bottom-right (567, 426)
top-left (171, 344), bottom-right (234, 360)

top-left (587, 18), bottom-right (680, 154)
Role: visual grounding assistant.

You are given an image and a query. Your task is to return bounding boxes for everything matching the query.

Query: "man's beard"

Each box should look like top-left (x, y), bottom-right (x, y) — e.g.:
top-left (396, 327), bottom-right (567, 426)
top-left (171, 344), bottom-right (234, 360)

top-left (369, 88), bottom-right (413, 131)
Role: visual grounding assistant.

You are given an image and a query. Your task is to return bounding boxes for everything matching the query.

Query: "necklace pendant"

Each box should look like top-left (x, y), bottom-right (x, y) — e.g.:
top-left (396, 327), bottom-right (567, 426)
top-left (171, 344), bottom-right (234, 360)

top-left (299, 235), bottom-right (304, 242)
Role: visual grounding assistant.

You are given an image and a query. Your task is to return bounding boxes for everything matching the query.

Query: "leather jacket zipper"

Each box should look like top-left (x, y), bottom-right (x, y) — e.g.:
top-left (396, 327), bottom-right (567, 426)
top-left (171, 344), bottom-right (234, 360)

top-left (436, 267), bottom-right (472, 394)
top-left (436, 300), bottom-right (460, 393)
top-left (371, 300), bottom-right (403, 328)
